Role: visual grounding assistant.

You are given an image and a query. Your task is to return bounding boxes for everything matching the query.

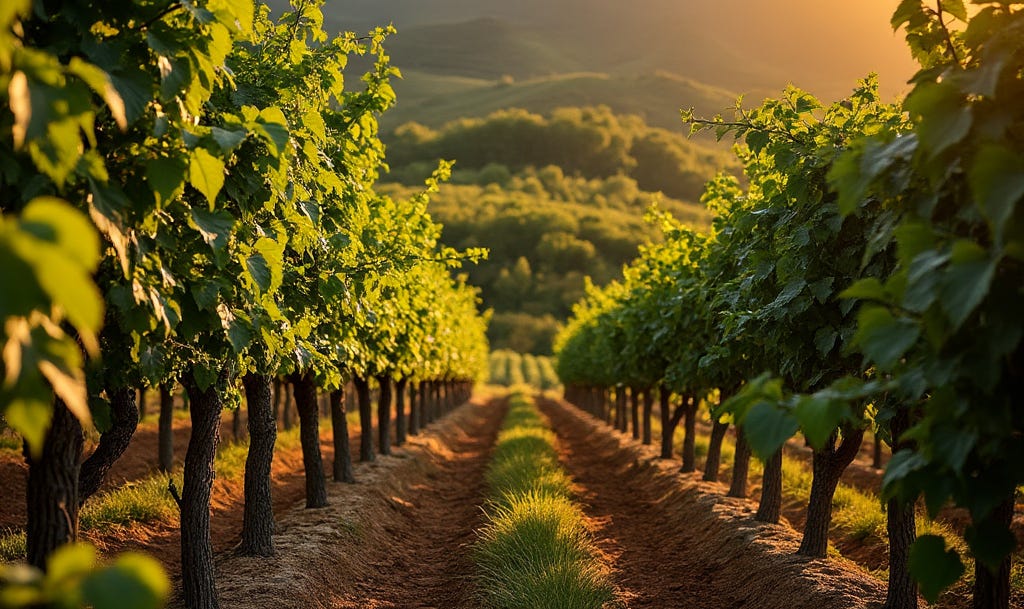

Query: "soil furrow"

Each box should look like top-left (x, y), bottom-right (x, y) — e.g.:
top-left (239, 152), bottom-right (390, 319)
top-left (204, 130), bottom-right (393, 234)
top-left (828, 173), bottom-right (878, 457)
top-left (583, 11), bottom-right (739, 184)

top-left (144, 394), bottom-right (509, 609)
top-left (539, 396), bottom-right (738, 609)
top-left (540, 395), bottom-right (888, 609)
top-left (330, 395), bottom-right (506, 609)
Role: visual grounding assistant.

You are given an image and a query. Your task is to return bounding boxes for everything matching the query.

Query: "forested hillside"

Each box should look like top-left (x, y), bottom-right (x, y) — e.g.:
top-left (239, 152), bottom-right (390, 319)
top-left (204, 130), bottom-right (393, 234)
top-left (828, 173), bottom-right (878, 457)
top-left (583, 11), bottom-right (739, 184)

top-left (381, 107), bottom-right (724, 353)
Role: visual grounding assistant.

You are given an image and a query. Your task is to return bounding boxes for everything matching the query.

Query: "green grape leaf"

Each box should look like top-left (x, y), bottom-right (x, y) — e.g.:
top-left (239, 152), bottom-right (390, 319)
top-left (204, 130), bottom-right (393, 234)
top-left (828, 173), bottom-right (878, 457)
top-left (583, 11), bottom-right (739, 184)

top-left (3, 397), bottom-right (51, 459)
top-left (190, 208), bottom-right (234, 257)
top-left (965, 519), bottom-right (1018, 573)
top-left (854, 306), bottom-right (920, 370)
top-left (968, 145), bottom-right (1024, 243)
top-left (905, 83), bottom-right (971, 159)
top-left (43, 542), bottom-right (95, 588)
top-left (81, 552), bottom-right (169, 609)
top-left (146, 156), bottom-right (188, 208)
top-left (794, 396), bottom-right (847, 450)
top-left (245, 251), bottom-right (271, 292)
top-left (840, 277), bottom-right (886, 301)
top-left (19, 197), bottom-right (99, 272)
top-left (742, 401), bottom-right (799, 460)
top-left (211, 126), bottom-right (247, 153)
top-left (188, 148), bottom-right (226, 208)
top-left (909, 535), bottom-right (964, 603)
top-left (939, 241), bottom-right (996, 329)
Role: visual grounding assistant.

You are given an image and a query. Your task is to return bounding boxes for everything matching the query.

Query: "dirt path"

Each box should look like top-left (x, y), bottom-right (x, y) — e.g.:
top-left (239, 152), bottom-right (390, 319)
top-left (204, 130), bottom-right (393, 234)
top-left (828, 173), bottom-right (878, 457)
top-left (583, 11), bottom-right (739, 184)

top-left (202, 394), bottom-right (507, 609)
top-left (330, 395), bottom-right (506, 609)
top-left (539, 397), bottom-right (739, 609)
top-left (540, 396), bottom-right (888, 609)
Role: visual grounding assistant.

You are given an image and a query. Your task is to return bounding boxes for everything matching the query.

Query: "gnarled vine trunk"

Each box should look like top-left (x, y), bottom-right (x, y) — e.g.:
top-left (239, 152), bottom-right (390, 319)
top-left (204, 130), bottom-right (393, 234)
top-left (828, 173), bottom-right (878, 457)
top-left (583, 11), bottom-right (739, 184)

top-left (354, 376), bottom-right (374, 462)
top-left (630, 386), bottom-right (640, 440)
top-left (703, 418), bottom-right (729, 480)
top-left (641, 387), bottom-right (653, 445)
top-left (395, 378), bottom-right (408, 446)
top-left (329, 388), bottom-right (354, 483)
top-left (408, 381), bottom-right (420, 436)
top-left (728, 428), bottom-right (752, 498)
top-left (25, 399), bottom-right (83, 570)
top-left (180, 366), bottom-right (227, 609)
top-left (798, 425), bottom-right (865, 557)
top-left (376, 374), bottom-right (392, 456)
top-left (679, 396), bottom-right (698, 472)
top-left (79, 386), bottom-right (139, 505)
top-left (973, 494), bottom-right (1015, 609)
top-left (291, 372), bottom-right (327, 508)
top-left (755, 448), bottom-right (783, 524)
top-left (884, 409), bottom-right (916, 609)
top-left (158, 384), bottom-right (174, 472)
top-left (239, 373), bottom-right (276, 556)
top-left (615, 388), bottom-right (627, 432)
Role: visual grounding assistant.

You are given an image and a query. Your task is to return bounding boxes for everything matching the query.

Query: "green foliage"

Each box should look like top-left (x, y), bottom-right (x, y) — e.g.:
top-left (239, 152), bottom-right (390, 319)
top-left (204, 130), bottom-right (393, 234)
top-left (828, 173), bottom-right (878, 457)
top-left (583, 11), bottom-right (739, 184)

top-left (475, 393), bottom-right (614, 609)
top-left (0, 543), bottom-right (169, 609)
top-left (556, 2), bottom-right (1024, 599)
top-left (0, 2), bottom-right (490, 596)
top-left (831, 0), bottom-right (1024, 590)
top-left (381, 166), bottom-right (711, 353)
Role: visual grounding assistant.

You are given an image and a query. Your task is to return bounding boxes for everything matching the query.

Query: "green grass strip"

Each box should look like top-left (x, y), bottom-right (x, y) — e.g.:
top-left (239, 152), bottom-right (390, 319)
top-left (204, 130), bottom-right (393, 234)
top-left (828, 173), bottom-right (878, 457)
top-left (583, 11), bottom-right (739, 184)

top-left (474, 392), bottom-right (615, 609)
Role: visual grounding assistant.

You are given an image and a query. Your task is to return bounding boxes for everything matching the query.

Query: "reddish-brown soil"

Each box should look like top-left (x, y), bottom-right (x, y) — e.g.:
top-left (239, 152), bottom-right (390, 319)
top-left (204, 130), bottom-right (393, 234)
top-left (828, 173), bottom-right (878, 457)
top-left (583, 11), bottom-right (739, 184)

top-left (210, 394), bottom-right (506, 609)
top-left (539, 396), bottom-right (887, 609)
top-left (0, 411), bottom-right (244, 532)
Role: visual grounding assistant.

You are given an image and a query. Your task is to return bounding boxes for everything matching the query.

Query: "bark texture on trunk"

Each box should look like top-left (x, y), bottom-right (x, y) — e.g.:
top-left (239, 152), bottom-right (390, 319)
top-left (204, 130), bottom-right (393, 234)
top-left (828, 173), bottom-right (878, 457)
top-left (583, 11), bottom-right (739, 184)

top-left (26, 400), bottom-right (83, 570)
top-left (272, 377), bottom-right (282, 424)
top-left (797, 426), bottom-right (866, 557)
top-left (329, 388), bottom-right (355, 483)
top-left (728, 428), bottom-right (752, 498)
top-left (883, 496), bottom-right (917, 609)
top-left (972, 494), bottom-right (1015, 609)
top-left (884, 409), bottom-right (916, 609)
top-left (79, 386), bottom-right (138, 505)
top-left (395, 378), bottom-right (408, 446)
top-left (679, 397), bottom-right (698, 472)
top-left (641, 387), bottom-right (653, 445)
top-left (658, 388), bottom-right (673, 459)
top-left (291, 373), bottom-right (327, 508)
top-left (630, 387), bottom-right (640, 440)
top-left (239, 374), bottom-right (276, 556)
top-left (615, 388), bottom-right (627, 432)
top-left (755, 448), bottom-right (783, 524)
top-left (376, 374), bottom-right (392, 456)
top-left (408, 381), bottom-right (420, 436)
top-left (180, 368), bottom-right (227, 609)
top-left (702, 418), bottom-right (729, 480)
top-left (281, 382), bottom-right (293, 430)
top-left (354, 376), bottom-right (374, 461)
top-left (158, 384), bottom-right (174, 472)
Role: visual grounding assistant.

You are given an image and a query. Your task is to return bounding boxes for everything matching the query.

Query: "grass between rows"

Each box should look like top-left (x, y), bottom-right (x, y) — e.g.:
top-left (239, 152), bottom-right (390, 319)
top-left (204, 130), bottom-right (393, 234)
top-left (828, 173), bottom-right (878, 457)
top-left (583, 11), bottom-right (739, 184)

top-left (0, 407), bottom-right (361, 563)
top-left (474, 392), bottom-right (615, 609)
top-left (647, 411), bottom-right (1024, 603)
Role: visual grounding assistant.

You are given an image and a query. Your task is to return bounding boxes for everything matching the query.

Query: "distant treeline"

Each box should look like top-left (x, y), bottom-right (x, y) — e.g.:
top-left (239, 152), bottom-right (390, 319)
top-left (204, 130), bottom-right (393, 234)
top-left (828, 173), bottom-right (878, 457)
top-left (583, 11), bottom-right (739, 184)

top-left (384, 106), bottom-right (736, 202)
top-left (378, 167), bottom-right (709, 354)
